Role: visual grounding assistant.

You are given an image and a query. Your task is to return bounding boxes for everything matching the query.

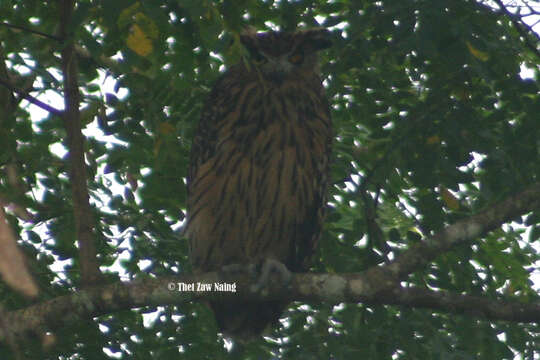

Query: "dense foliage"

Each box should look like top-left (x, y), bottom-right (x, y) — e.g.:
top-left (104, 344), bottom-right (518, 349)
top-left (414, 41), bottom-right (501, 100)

top-left (0, 0), bottom-right (538, 358)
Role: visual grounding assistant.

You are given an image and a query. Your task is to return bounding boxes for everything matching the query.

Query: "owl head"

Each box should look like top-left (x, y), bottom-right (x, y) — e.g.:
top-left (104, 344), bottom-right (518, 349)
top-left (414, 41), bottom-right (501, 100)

top-left (239, 28), bottom-right (331, 80)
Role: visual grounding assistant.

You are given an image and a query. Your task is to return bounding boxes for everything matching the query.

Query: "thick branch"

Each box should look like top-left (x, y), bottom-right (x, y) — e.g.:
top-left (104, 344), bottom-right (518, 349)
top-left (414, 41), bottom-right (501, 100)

top-left (382, 287), bottom-right (540, 323)
top-left (2, 183), bottom-right (539, 341)
top-left (59, 0), bottom-right (101, 285)
top-left (384, 182), bottom-right (540, 280)
top-left (2, 272), bottom-right (538, 342)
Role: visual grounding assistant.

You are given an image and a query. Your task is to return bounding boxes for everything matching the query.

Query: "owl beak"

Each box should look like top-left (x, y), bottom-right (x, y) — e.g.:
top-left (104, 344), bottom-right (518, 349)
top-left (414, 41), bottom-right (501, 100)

top-left (266, 59), bottom-right (291, 83)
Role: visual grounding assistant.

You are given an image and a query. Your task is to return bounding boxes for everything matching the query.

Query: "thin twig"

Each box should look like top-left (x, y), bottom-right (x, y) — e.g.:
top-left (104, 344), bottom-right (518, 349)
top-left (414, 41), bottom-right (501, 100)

top-left (0, 22), bottom-right (62, 41)
top-left (0, 77), bottom-right (63, 116)
top-left (523, 1), bottom-right (540, 16)
top-left (492, 0), bottom-right (540, 60)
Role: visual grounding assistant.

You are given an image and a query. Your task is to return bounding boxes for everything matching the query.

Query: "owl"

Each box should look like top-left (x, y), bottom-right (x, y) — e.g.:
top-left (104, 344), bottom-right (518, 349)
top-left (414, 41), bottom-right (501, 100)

top-left (186, 28), bottom-right (332, 339)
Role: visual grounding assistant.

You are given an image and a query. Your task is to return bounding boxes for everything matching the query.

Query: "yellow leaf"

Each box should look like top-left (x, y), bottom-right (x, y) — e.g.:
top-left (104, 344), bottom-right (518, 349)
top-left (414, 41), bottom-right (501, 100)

top-left (127, 24), bottom-right (153, 56)
top-left (134, 12), bottom-right (159, 39)
top-left (119, 3), bottom-right (158, 57)
top-left (426, 135), bottom-right (440, 145)
top-left (158, 122), bottom-right (175, 135)
top-left (466, 41), bottom-right (489, 62)
top-left (440, 186), bottom-right (460, 211)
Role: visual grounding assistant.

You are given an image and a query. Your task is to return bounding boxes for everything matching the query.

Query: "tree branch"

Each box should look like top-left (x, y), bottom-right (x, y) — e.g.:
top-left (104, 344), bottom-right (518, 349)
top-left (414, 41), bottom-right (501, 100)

top-left (59, 0), bottom-right (101, 286)
top-left (1, 271), bottom-right (538, 342)
top-left (0, 45), bottom-right (16, 118)
top-left (492, 0), bottom-right (540, 60)
top-left (2, 182), bottom-right (539, 342)
top-left (384, 182), bottom-right (540, 280)
top-left (0, 21), bottom-right (62, 42)
top-left (382, 286), bottom-right (540, 323)
top-left (0, 77), bottom-right (63, 116)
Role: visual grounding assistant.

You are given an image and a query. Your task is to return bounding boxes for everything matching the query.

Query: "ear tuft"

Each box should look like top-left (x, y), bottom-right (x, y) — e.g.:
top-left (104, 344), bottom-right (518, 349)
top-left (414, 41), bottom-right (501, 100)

top-left (239, 27), bottom-right (260, 54)
top-left (304, 28), bottom-right (332, 51)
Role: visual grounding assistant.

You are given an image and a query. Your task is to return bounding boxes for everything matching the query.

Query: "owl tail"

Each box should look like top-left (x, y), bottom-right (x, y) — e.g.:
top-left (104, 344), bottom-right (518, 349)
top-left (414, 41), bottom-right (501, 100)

top-left (210, 301), bottom-right (287, 341)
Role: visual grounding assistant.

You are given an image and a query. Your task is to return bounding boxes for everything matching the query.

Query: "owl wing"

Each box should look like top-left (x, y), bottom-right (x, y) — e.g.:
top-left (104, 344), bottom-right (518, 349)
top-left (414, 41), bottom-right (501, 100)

top-left (188, 96), bottom-right (215, 189)
top-left (187, 74), bottom-right (232, 190)
top-left (294, 88), bottom-right (332, 272)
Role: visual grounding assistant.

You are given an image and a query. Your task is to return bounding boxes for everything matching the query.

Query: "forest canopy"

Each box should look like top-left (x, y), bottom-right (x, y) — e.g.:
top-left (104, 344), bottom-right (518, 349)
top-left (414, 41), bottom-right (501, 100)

top-left (0, 0), bottom-right (539, 359)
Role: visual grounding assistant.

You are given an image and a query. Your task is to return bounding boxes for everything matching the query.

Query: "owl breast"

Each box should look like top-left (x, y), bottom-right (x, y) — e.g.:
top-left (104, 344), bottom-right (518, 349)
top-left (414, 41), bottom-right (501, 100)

top-left (187, 76), bottom-right (331, 273)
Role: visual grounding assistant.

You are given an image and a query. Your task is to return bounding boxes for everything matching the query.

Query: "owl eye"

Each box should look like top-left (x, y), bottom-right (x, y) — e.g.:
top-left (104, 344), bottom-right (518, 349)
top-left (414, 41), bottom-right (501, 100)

top-left (249, 50), bottom-right (267, 65)
top-left (288, 52), bottom-right (304, 65)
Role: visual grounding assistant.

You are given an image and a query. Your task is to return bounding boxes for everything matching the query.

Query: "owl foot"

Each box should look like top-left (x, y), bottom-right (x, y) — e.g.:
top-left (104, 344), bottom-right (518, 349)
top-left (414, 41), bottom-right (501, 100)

top-left (219, 260), bottom-right (292, 294)
top-left (219, 263), bottom-right (248, 274)
top-left (218, 263), bottom-right (252, 285)
top-left (219, 263), bottom-right (259, 283)
top-left (250, 258), bottom-right (292, 294)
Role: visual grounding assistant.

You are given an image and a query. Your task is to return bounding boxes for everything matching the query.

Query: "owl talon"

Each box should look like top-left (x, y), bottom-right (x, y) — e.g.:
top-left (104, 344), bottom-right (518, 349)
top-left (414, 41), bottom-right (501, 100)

top-left (219, 263), bottom-right (260, 285)
top-left (220, 263), bottom-right (246, 274)
top-left (250, 258), bottom-right (292, 293)
top-left (219, 263), bottom-right (250, 281)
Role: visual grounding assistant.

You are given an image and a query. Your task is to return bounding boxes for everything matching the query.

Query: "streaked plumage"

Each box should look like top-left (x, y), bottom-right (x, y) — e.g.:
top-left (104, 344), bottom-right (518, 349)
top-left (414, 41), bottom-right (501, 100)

top-left (186, 28), bottom-right (332, 339)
